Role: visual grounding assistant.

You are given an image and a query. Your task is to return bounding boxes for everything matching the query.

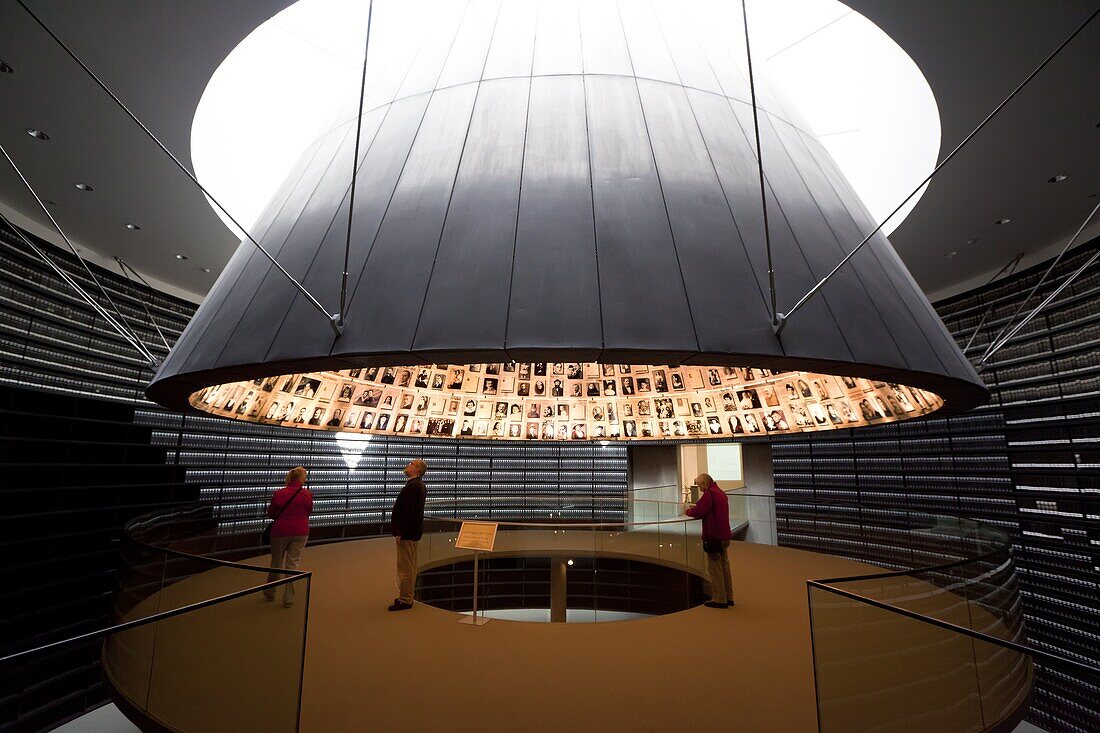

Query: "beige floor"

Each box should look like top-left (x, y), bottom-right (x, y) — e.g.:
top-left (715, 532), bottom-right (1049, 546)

top-left (107, 538), bottom-right (1028, 733)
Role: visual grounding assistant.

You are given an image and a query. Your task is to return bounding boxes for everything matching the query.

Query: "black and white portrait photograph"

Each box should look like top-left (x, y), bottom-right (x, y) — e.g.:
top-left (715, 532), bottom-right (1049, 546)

top-left (737, 389), bottom-right (761, 410)
top-left (293, 376), bottom-right (320, 399)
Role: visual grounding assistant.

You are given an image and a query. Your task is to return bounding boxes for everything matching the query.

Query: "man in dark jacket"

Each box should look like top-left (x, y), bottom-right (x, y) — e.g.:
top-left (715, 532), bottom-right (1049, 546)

top-left (389, 459), bottom-right (428, 611)
top-left (685, 472), bottom-right (734, 608)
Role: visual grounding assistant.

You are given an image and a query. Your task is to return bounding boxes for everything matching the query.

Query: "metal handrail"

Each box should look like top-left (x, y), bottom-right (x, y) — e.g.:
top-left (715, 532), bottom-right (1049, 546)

top-left (806, 580), bottom-right (1100, 679)
top-left (0, 570), bottom-right (307, 665)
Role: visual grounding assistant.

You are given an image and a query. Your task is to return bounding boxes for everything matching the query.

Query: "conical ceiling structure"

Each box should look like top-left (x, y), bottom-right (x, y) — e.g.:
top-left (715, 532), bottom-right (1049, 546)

top-left (148, 0), bottom-right (987, 442)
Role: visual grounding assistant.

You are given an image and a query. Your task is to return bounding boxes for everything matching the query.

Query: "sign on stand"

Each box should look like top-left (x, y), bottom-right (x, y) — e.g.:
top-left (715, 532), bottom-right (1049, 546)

top-left (456, 521), bottom-right (498, 626)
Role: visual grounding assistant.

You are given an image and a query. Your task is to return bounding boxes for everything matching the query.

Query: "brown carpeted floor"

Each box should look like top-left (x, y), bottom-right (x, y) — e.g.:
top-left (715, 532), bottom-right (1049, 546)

top-left (107, 537), bottom-right (1029, 733)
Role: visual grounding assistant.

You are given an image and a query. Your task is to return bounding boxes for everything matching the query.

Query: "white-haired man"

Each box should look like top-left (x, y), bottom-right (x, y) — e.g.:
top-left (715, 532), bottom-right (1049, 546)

top-left (388, 459), bottom-right (428, 611)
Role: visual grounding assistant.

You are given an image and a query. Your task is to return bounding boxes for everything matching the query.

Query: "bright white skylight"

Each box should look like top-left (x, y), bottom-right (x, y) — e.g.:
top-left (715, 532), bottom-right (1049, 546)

top-left (191, 0), bottom-right (939, 241)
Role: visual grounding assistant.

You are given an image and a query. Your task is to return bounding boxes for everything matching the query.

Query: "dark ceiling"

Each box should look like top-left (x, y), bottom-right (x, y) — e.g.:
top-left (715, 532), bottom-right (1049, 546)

top-left (0, 0), bottom-right (1097, 303)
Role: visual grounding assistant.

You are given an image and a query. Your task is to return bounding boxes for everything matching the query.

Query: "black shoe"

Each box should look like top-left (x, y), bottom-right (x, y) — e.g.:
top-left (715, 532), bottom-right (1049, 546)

top-left (704, 601), bottom-right (728, 609)
top-left (388, 601), bottom-right (413, 611)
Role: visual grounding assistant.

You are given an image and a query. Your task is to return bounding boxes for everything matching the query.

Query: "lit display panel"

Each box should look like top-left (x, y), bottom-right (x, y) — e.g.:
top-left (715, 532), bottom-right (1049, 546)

top-left (192, 362), bottom-right (942, 441)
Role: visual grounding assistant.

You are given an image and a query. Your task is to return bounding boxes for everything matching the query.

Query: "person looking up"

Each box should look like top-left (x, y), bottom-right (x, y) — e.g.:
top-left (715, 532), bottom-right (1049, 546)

top-left (389, 459), bottom-right (428, 611)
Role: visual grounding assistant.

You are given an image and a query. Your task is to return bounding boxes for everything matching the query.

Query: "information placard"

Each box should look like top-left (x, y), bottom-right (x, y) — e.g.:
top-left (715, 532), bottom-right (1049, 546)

top-left (455, 521), bottom-right (498, 552)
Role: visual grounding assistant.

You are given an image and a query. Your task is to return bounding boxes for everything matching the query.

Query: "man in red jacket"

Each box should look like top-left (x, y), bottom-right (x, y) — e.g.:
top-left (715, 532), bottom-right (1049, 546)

top-left (265, 466), bottom-right (313, 608)
top-left (685, 472), bottom-right (734, 608)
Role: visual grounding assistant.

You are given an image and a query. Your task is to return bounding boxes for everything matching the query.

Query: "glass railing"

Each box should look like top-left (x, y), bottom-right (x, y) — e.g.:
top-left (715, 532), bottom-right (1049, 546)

top-left (771, 495), bottom-right (1098, 733)
top-left (415, 495), bottom-right (707, 621)
top-left (1, 511), bottom-right (311, 733)
top-left (12, 485), bottom-right (1096, 732)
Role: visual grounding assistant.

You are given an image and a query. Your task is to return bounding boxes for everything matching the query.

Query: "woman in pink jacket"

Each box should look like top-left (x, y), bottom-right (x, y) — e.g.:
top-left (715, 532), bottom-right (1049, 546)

top-left (264, 466), bottom-right (313, 608)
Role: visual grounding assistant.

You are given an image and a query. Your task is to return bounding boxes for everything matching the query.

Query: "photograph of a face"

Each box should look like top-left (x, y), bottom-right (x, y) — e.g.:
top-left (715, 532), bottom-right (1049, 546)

top-left (201, 359), bottom-right (940, 442)
top-left (294, 377), bottom-right (321, 399)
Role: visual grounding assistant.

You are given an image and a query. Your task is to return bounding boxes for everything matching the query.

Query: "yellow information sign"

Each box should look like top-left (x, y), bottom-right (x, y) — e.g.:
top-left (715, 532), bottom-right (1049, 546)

top-left (455, 521), bottom-right (498, 552)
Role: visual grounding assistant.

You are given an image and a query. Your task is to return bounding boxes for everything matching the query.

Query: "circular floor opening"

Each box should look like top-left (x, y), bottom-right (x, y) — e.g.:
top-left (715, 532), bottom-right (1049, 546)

top-left (416, 555), bottom-right (707, 622)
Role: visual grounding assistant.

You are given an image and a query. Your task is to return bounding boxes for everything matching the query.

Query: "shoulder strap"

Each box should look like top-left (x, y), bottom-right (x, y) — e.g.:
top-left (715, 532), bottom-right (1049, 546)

top-left (272, 486), bottom-right (305, 522)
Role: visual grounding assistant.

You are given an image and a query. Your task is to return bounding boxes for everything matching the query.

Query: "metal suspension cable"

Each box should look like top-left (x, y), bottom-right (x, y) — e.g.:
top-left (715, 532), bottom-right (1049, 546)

top-left (773, 5), bottom-right (1100, 336)
top-left (979, 200), bottom-right (1100, 365)
top-left (0, 209), bottom-right (157, 365)
top-left (960, 252), bottom-right (1024, 355)
top-left (114, 257), bottom-right (172, 350)
top-left (979, 198), bottom-right (1100, 362)
top-left (339, 0), bottom-right (374, 330)
top-left (15, 0), bottom-right (342, 336)
top-left (0, 144), bottom-right (158, 365)
top-left (740, 0), bottom-right (778, 328)
top-left (1, 144), bottom-right (150, 356)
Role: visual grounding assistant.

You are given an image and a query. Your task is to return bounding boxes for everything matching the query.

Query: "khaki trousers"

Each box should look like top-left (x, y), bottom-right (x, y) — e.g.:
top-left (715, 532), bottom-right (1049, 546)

top-left (395, 539), bottom-right (419, 603)
top-left (705, 540), bottom-right (734, 604)
top-left (266, 535), bottom-right (307, 604)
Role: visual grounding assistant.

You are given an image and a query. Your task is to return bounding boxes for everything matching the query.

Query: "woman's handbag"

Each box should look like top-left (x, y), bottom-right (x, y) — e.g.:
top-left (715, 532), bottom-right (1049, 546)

top-left (702, 538), bottom-right (723, 554)
top-left (262, 486), bottom-right (304, 545)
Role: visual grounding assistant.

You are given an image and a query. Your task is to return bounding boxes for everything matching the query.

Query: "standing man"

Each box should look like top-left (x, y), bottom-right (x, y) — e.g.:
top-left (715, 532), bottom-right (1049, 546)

top-left (685, 472), bottom-right (734, 608)
top-left (389, 459), bottom-right (428, 611)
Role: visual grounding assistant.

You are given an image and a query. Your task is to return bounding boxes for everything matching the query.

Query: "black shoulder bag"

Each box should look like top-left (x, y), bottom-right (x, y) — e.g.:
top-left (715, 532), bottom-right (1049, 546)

top-left (262, 485), bottom-right (304, 545)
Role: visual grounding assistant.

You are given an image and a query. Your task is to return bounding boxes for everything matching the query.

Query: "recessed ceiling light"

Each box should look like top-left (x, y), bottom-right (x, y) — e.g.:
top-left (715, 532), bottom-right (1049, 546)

top-left (1048, 175), bottom-right (1068, 183)
top-left (175, 254), bottom-right (188, 260)
top-left (25, 128), bottom-right (49, 140)
top-left (966, 238), bottom-right (978, 245)
top-left (74, 183), bottom-right (93, 191)
top-left (200, 267), bottom-right (211, 273)
top-left (125, 223), bottom-right (141, 231)
top-left (944, 251), bottom-right (957, 258)
top-left (0, 60), bottom-right (13, 74)
top-left (44, 199), bottom-right (58, 206)
top-left (995, 218), bottom-right (1011, 225)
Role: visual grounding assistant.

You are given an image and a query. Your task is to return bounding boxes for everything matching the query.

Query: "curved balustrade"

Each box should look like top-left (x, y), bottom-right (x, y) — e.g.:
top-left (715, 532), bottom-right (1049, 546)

top-left (7, 489), bottom-right (1085, 732)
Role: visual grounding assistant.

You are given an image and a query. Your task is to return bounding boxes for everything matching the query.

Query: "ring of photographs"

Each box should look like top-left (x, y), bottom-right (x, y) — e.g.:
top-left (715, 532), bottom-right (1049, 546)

top-left (191, 363), bottom-right (943, 441)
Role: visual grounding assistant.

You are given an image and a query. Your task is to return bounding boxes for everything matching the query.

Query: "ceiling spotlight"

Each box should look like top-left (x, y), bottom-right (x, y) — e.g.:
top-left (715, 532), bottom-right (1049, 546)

top-left (25, 128), bottom-right (49, 140)
top-left (175, 254), bottom-right (188, 261)
top-left (200, 267), bottom-right (211, 273)
top-left (0, 60), bottom-right (13, 74)
top-left (995, 218), bottom-right (1011, 225)
top-left (944, 251), bottom-right (958, 258)
top-left (965, 238), bottom-right (978, 245)
top-left (74, 183), bottom-right (93, 191)
top-left (125, 223), bottom-right (141, 231)
top-left (1048, 175), bottom-right (1068, 183)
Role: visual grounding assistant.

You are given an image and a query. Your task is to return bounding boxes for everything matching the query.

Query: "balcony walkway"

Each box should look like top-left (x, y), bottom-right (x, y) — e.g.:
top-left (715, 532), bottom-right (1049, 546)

top-left (107, 537), bottom-right (1022, 732)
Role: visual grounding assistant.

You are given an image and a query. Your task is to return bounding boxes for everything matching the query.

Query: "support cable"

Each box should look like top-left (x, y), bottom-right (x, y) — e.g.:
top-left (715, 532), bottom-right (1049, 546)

top-left (0, 144), bottom-right (158, 365)
top-left (979, 200), bottom-right (1100, 365)
top-left (740, 0), bottom-right (778, 327)
top-left (15, 0), bottom-right (342, 336)
top-left (339, 0), bottom-right (374, 329)
top-left (980, 199), bottom-right (1100, 362)
top-left (1, 144), bottom-right (149, 356)
top-left (0, 210), bottom-right (157, 365)
top-left (114, 257), bottom-right (172, 350)
top-left (774, 5), bottom-right (1100, 336)
top-left (960, 252), bottom-right (1025, 355)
